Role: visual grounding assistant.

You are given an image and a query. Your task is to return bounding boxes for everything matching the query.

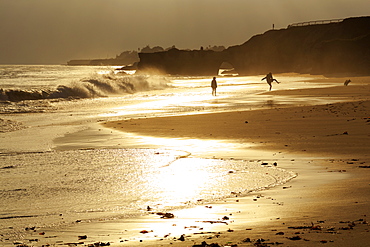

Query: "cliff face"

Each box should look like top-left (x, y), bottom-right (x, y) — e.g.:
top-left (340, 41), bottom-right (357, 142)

top-left (138, 49), bottom-right (225, 76)
top-left (137, 16), bottom-right (370, 76)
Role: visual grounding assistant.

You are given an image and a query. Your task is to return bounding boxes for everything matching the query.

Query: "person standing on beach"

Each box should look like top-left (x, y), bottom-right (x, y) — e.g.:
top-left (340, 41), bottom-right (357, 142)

top-left (211, 77), bottom-right (217, 96)
top-left (262, 72), bottom-right (280, 91)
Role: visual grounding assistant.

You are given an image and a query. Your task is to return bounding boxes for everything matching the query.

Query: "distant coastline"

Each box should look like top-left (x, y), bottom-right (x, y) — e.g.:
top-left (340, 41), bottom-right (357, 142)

top-left (66, 45), bottom-right (225, 67)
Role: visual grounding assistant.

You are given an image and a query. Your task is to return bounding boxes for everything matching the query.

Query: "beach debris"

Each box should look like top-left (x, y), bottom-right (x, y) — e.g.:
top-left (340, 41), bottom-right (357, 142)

top-left (244, 238), bottom-right (284, 246)
top-left (311, 225), bottom-right (322, 230)
top-left (44, 235), bottom-right (57, 239)
top-left (156, 212), bottom-right (175, 218)
top-left (339, 220), bottom-right (357, 229)
top-left (27, 239), bottom-right (39, 242)
top-left (326, 131), bottom-right (349, 136)
top-left (88, 242), bottom-right (111, 246)
top-left (287, 235), bottom-right (302, 240)
top-left (344, 79), bottom-right (351, 86)
top-left (288, 222), bottom-right (322, 230)
top-left (192, 241), bottom-right (220, 247)
top-left (255, 238), bottom-right (267, 244)
top-left (199, 220), bottom-right (228, 225)
top-left (78, 235), bottom-right (87, 240)
top-left (242, 237), bottom-right (251, 242)
top-left (184, 225), bottom-right (200, 229)
top-left (25, 226), bottom-right (36, 231)
top-left (194, 232), bottom-right (221, 235)
top-left (357, 218), bottom-right (366, 222)
top-left (178, 234), bottom-right (186, 241)
top-left (1, 165), bottom-right (17, 169)
top-left (222, 216), bottom-right (230, 220)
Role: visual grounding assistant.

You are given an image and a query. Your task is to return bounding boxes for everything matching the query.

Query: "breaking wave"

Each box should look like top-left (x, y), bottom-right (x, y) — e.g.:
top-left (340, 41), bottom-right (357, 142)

top-left (0, 74), bottom-right (170, 102)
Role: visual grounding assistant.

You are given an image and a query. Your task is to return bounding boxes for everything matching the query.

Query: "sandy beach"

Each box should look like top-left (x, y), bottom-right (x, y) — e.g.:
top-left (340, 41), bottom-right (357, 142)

top-left (9, 75), bottom-right (370, 247)
top-left (101, 76), bottom-right (370, 246)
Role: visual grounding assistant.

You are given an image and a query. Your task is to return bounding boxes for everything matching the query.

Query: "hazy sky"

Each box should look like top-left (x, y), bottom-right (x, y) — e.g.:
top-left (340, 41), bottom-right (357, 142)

top-left (0, 0), bottom-right (369, 64)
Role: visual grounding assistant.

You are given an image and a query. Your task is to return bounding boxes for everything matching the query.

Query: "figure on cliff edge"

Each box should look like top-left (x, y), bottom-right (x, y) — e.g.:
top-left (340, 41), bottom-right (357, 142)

top-left (211, 77), bottom-right (217, 96)
top-left (262, 72), bottom-right (280, 91)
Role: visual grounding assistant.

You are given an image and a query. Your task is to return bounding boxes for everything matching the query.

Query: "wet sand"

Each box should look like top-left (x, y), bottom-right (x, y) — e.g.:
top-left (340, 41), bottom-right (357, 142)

top-left (102, 77), bottom-right (370, 246)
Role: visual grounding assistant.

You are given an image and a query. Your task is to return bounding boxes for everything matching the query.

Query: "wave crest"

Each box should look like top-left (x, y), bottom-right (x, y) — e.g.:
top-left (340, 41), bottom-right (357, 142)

top-left (0, 74), bottom-right (170, 102)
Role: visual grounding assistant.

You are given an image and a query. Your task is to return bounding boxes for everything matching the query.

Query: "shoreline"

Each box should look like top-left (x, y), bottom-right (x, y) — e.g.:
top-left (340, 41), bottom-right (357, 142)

top-left (104, 94), bottom-right (370, 159)
top-left (11, 76), bottom-right (370, 246)
top-left (101, 81), bottom-right (370, 246)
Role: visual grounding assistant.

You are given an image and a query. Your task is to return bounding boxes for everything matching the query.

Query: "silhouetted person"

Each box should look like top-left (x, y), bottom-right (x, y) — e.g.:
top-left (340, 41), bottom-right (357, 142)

top-left (344, 79), bottom-right (351, 86)
top-left (211, 77), bottom-right (217, 96)
top-left (262, 72), bottom-right (280, 91)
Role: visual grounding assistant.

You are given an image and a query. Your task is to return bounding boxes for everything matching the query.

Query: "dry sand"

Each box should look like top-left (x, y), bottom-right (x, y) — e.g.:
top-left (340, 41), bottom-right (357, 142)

top-left (101, 76), bottom-right (370, 246)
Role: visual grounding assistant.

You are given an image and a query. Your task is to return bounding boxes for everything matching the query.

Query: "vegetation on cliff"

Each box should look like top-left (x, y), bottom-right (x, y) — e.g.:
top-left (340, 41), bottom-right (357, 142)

top-left (67, 45), bottom-right (225, 67)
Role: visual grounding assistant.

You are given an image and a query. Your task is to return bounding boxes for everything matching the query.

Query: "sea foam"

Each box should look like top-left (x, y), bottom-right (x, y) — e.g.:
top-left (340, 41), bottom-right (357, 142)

top-left (0, 74), bottom-right (170, 102)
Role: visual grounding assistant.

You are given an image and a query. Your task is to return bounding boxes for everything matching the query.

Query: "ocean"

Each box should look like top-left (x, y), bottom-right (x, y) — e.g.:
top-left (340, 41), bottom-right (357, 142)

top-left (0, 65), bottom-right (336, 245)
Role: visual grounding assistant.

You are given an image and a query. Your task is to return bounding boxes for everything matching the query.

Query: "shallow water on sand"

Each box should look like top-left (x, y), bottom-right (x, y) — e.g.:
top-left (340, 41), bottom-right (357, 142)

top-left (0, 149), bottom-right (295, 245)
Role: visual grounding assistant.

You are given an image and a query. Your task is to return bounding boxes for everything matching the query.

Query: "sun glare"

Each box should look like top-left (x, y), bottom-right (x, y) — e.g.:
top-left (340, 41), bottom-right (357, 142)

top-left (132, 135), bottom-right (248, 158)
top-left (151, 158), bottom-right (216, 206)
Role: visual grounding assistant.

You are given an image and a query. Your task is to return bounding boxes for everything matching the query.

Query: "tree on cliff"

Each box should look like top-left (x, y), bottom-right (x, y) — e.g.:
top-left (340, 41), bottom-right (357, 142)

top-left (140, 45), bottom-right (165, 53)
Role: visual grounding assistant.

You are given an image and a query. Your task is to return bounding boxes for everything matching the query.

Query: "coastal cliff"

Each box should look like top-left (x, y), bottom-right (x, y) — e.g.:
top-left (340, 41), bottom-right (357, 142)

top-left (138, 48), bottom-right (225, 76)
top-left (137, 16), bottom-right (370, 76)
